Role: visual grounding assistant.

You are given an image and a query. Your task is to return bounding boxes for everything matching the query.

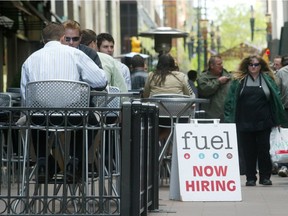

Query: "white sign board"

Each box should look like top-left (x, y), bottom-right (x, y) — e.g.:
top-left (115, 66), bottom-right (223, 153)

top-left (170, 122), bottom-right (242, 201)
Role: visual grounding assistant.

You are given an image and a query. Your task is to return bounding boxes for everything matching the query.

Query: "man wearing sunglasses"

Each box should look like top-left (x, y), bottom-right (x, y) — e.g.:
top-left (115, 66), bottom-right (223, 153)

top-left (62, 20), bottom-right (103, 70)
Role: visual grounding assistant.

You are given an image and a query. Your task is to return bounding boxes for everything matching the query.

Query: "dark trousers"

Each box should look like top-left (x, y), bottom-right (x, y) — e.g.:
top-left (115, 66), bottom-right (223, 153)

top-left (238, 128), bottom-right (272, 181)
top-left (31, 112), bottom-right (98, 161)
top-left (236, 130), bottom-right (246, 175)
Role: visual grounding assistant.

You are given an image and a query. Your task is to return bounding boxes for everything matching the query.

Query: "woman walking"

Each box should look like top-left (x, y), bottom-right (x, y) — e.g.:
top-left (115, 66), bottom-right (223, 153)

top-left (224, 55), bottom-right (287, 186)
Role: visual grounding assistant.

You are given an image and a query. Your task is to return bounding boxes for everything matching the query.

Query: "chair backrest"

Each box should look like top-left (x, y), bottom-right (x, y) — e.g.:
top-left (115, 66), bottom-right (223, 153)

top-left (0, 93), bottom-right (12, 107)
top-left (151, 94), bottom-right (193, 118)
top-left (25, 80), bottom-right (90, 108)
top-left (90, 86), bottom-right (120, 109)
top-left (107, 86), bottom-right (121, 108)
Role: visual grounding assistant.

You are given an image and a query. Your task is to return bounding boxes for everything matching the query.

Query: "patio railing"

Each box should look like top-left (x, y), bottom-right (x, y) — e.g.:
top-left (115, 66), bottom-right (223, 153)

top-left (0, 101), bottom-right (159, 216)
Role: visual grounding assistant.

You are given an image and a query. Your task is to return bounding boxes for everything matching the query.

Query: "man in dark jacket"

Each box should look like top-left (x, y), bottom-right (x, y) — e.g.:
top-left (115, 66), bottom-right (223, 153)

top-left (62, 20), bottom-right (102, 69)
top-left (197, 55), bottom-right (231, 122)
top-left (130, 54), bottom-right (148, 90)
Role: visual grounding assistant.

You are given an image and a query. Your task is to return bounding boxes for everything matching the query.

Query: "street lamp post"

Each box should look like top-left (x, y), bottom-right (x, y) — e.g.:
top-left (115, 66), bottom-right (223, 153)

top-left (197, 6), bottom-right (201, 72)
top-left (210, 21), bottom-right (216, 53)
top-left (200, 19), bottom-right (209, 69)
top-left (265, 13), bottom-right (272, 45)
top-left (187, 26), bottom-right (195, 60)
top-left (216, 25), bottom-right (221, 54)
top-left (195, 0), bottom-right (209, 72)
top-left (250, 5), bottom-right (255, 41)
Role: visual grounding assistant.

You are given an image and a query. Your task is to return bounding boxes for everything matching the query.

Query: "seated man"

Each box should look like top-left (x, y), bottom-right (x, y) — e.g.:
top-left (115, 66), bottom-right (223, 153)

top-left (20, 22), bottom-right (107, 181)
top-left (130, 54), bottom-right (148, 91)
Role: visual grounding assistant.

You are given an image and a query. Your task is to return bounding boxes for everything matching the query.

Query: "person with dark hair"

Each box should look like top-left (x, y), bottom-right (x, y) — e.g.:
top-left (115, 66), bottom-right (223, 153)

top-left (274, 54), bottom-right (288, 177)
top-left (80, 29), bottom-right (128, 92)
top-left (96, 33), bottom-right (131, 90)
top-left (96, 33), bottom-right (115, 56)
top-left (276, 54), bottom-right (288, 116)
top-left (80, 29), bottom-right (97, 48)
top-left (225, 55), bottom-right (287, 186)
top-left (273, 55), bottom-right (282, 73)
top-left (143, 53), bottom-right (194, 98)
top-left (187, 70), bottom-right (198, 98)
top-left (197, 55), bottom-right (231, 122)
top-left (130, 54), bottom-right (148, 90)
top-left (143, 53), bottom-right (194, 144)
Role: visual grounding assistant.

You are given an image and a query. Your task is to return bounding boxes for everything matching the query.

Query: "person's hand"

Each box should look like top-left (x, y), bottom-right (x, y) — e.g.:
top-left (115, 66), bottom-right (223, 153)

top-left (218, 76), bottom-right (230, 84)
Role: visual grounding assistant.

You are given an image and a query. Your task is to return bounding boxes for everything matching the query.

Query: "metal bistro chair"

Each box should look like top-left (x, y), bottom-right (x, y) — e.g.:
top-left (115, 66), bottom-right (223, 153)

top-left (90, 86), bottom-right (122, 196)
top-left (142, 94), bottom-right (197, 184)
top-left (0, 93), bottom-right (13, 187)
top-left (19, 80), bottom-right (91, 213)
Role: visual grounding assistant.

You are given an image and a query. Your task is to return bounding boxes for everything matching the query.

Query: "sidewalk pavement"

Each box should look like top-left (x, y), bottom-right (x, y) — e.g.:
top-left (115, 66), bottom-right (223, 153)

top-left (149, 174), bottom-right (288, 216)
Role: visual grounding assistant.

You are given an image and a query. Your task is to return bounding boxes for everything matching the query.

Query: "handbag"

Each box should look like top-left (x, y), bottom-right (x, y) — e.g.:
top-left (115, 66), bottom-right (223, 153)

top-left (270, 127), bottom-right (288, 163)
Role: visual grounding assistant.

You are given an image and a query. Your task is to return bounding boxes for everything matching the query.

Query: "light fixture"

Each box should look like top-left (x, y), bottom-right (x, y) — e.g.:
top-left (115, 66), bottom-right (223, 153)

top-left (139, 27), bottom-right (188, 55)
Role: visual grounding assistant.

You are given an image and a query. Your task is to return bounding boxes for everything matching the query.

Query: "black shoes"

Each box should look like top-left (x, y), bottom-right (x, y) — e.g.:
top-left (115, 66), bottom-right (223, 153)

top-left (245, 180), bottom-right (256, 186)
top-left (246, 179), bottom-right (272, 186)
top-left (259, 179), bottom-right (272, 185)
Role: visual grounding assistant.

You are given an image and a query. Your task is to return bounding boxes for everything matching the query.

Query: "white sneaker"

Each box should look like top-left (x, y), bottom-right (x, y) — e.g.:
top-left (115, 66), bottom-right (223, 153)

top-left (278, 166), bottom-right (288, 177)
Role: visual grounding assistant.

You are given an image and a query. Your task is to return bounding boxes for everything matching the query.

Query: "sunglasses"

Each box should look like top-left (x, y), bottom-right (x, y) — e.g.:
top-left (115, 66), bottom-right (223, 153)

top-left (248, 63), bottom-right (260, 67)
top-left (65, 37), bottom-right (80, 42)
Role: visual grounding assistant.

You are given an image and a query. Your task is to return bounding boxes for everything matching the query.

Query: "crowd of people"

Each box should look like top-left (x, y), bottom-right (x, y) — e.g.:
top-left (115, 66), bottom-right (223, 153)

top-left (20, 20), bottom-right (288, 187)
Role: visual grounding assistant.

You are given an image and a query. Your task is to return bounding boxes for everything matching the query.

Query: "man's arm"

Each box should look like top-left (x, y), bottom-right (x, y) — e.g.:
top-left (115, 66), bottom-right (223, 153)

top-left (197, 75), bottom-right (221, 97)
top-left (78, 44), bottom-right (103, 69)
top-left (119, 62), bottom-right (132, 90)
top-left (111, 61), bottom-right (128, 92)
top-left (77, 51), bottom-right (107, 90)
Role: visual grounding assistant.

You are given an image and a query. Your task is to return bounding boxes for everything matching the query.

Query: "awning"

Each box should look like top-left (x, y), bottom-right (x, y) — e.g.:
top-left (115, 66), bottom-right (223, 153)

top-left (0, 16), bottom-right (14, 29)
top-left (11, 1), bottom-right (32, 16)
top-left (22, 1), bottom-right (49, 24)
top-left (49, 10), bottom-right (63, 23)
top-left (138, 5), bottom-right (158, 29)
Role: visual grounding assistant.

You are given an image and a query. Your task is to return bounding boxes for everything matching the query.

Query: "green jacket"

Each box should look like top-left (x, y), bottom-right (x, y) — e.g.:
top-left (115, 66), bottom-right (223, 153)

top-left (197, 69), bottom-right (231, 121)
top-left (224, 73), bottom-right (288, 127)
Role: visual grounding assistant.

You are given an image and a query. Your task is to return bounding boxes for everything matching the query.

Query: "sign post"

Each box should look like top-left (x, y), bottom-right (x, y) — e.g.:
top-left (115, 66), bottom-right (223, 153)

top-left (170, 120), bottom-right (242, 201)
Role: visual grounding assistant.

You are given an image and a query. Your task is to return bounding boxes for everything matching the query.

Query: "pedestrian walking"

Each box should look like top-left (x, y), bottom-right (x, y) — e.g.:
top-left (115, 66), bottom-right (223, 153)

top-left (224, 55), bottom-right (287, 186)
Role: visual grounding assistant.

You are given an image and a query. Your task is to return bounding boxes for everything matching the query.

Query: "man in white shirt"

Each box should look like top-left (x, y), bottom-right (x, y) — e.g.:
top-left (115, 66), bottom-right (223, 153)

top-left (21, 23), bottom-right (107, 99)
top-left (21, 22), bottom-right (107, 180)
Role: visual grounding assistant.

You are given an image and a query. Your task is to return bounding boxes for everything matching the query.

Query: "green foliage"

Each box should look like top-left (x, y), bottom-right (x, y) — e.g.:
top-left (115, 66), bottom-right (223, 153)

top-left (210, 3), bottom-right (268, 71)
top-left (213, 4), bottom-right (267, 52)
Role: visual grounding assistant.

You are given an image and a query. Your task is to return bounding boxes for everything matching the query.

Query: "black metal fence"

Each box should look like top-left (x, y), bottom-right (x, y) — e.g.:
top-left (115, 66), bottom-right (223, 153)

top-left (0, 101), bottom-right (159, 215)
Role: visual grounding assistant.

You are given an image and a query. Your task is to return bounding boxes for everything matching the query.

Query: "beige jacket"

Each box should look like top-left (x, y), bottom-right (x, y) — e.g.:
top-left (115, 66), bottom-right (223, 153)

top-left (143, 71), bottom-right (193, 98)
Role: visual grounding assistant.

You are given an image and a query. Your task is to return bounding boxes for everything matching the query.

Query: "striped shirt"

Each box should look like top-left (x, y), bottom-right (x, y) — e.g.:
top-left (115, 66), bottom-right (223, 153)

top-left (21, 41), bottom-right (107, 100)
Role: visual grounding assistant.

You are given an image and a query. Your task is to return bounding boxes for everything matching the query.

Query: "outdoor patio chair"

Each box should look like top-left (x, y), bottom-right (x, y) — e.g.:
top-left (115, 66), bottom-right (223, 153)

top-left (90, 86), bottom-right (121, 196)
top-left (0, 93), bottom-right (13, 187)
top-left (17, 80), bottom-right (91, 213)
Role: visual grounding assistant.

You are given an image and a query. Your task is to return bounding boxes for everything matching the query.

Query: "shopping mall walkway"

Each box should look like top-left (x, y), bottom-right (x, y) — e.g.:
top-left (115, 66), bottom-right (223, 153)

top-left (149, 174), bottom-right (288, 216)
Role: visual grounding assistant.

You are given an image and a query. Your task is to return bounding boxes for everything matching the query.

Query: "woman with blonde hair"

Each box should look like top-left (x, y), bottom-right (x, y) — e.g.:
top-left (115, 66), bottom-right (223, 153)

top-left (224, 55), bottom-right (287, 186)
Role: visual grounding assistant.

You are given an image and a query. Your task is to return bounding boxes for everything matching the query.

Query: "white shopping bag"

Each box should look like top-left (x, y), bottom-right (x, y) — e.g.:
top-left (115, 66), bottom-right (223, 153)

top-left (270, 127), bottom-right (288, 163)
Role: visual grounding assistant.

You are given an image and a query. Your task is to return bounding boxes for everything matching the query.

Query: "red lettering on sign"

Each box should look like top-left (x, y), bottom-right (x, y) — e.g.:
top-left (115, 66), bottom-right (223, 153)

top-left (185, 180), bottom-right (236, 191)
top-left (193, 166), bottom-right (228, 177)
